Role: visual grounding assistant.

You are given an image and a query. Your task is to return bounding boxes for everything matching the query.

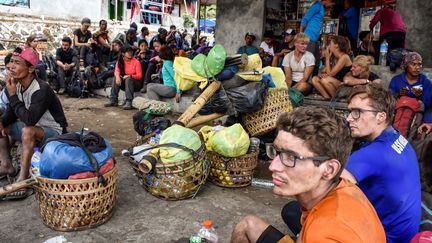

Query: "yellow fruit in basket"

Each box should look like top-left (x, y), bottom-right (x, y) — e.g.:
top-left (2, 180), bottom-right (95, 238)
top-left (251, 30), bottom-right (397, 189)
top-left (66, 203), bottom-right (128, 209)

top-left (219, 175), bottom-right (224, 180)
top-left (225, 176), bottom-right (231, 181)
top-left (228, 182), bottom-right (234, 185)
top-left (223, 171), bottom-right (229, 176)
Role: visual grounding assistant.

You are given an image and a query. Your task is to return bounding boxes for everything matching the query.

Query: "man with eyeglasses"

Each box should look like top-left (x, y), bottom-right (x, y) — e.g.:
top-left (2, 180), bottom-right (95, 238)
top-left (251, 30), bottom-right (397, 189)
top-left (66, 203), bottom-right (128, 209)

top-left (389, 52), bottom-right (432, 127)
top-left (0, 46), bottom-right (67, 187)
top-left (231, 106), bottom-right (385, 243)
top-left (342, 84), bottom-right (421, 243)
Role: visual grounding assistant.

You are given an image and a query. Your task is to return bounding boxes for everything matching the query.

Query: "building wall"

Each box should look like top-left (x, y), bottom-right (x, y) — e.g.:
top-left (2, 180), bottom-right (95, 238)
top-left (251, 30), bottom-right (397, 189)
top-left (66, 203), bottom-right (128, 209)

top-left (0, 0), bottom-right (103, 19)
top-left (215, 0), bottom-right (266, 54)
top-left (397, 0), bottom-right (432, 67)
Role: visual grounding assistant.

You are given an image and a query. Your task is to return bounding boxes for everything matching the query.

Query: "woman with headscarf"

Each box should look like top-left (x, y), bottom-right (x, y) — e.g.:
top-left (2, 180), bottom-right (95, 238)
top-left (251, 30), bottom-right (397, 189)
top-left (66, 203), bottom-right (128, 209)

top-left (389, 52), bottom-right (432, 123)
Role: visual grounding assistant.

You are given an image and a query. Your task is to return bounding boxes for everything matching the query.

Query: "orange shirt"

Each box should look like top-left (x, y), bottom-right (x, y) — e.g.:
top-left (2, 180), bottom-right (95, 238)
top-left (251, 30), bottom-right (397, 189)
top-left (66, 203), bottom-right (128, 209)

top-left (278, 179), bottom-right (385, 243)
top-left (114, 57), bottom-right (142, 81)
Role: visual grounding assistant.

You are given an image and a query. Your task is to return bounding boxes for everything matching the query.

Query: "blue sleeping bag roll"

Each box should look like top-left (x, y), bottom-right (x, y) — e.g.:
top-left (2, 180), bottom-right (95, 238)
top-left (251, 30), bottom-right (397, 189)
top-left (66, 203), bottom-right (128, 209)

top-left (40, 139), bottom-right (113, 179)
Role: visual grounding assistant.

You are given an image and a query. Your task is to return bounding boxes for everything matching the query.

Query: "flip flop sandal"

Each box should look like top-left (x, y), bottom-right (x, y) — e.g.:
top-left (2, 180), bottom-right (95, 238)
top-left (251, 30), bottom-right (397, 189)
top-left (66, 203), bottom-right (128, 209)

top-left (0, 187), bottom-right (34, 201)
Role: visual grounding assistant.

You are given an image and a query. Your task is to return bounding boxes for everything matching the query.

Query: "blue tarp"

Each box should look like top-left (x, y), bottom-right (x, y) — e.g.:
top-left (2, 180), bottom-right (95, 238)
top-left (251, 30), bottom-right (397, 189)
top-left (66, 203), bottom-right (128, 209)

top-left (199, 19), bottom-right (216, 33)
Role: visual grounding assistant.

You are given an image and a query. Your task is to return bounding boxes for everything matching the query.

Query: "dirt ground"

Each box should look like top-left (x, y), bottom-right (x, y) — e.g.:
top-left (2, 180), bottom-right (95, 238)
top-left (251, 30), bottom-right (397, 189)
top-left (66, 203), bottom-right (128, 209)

top-left (0, 96), bottom-right (291, 243)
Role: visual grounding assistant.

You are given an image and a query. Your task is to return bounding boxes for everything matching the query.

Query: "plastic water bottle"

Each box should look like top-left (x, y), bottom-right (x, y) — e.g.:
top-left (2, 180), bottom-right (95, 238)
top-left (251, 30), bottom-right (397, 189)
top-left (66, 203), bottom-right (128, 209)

top-left (191, 219), bottom-right (218, 243)
top-left (251, 178), bottom-right (274, 189)
top-left (379, 39), bottom-right (388, 66)
top-left (31, 147), bottom-right (42, 176)
top-left (149, 129), bottom-right (161, 145)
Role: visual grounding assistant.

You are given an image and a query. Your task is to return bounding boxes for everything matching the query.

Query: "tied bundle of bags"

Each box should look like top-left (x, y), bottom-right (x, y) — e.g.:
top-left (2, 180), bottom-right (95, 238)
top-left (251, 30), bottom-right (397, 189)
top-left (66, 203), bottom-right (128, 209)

top-left (199, 123), bottom-right (250, 158)
top-left (173, 57), bottom-right (208, 91)
top-left (192, 44), bottom-right (227, 79)
top-left (154, 125), bottom-right (202, 163)
top-left (40, 132), bottom-right (114, 179)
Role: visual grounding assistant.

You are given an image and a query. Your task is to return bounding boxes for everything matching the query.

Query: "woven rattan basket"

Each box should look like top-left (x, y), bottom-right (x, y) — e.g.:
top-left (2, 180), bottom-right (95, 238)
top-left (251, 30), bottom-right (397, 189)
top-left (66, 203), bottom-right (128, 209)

top-left (34, 166), bottom-right (117, 231)
top-left (242, 89), bottom-right (293, 136)
top-left (129, 146), bottom-right (209, 200)
top-left (207, 150), bottom-right (259, 188)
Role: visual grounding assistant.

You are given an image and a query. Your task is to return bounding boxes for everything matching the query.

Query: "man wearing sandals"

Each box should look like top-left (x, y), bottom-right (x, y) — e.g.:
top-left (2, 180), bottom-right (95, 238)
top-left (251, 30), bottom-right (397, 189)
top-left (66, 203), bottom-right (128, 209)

top-left (0, 46), bottom-right (67, 190)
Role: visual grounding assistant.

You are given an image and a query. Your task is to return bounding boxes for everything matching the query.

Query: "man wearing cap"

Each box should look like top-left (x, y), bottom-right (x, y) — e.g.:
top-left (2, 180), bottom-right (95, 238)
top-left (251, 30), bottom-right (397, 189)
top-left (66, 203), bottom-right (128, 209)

top-left (149, 28), bottom-right (167, 50)
top-left (73, 17), bottom-right (92, 69)
top-left (56, 37), bottom-right (79, 95)
top-left (389, 52), bottom-right (432, 123)
top-left (272, 29), bottom-right (296, 67)
top-left (124, 28), bottom-right (138, 50)
top-left (237, 32), bottom-right (259, 55)
top-left (0, 47), bottom-right (67, 185)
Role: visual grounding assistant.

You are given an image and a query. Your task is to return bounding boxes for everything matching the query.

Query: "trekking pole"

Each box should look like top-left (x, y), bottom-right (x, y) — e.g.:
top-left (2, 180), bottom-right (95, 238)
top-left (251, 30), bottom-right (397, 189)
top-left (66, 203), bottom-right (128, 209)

top-left (0, 178), bottom-right (37, 197)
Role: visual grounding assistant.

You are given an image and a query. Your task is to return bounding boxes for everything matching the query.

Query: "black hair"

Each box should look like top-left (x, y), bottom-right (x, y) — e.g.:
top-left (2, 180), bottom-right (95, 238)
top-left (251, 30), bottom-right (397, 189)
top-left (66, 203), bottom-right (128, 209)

top-left (112, 39), bottom-right (124, 46)
top-left (4, 52), bottom-right (13, 65)
top-left (141, 26), bottom-right (148, 33)
top-left (138, 39), bottom-right (148, 47)
top-left (158, 46), bottom-right (174, 61)
top-left (170, 25), bottom-right (176, 30)
top-left (263, 30), bottom-right (274, 38)
top-left (62, 36), bottom-right (72, 45)
top-left (99, 19), bottom-right (107, 26)
top-left (359, 31), bottom-right (370, 41)
top-left (118, 46), bottom-right (134, 76)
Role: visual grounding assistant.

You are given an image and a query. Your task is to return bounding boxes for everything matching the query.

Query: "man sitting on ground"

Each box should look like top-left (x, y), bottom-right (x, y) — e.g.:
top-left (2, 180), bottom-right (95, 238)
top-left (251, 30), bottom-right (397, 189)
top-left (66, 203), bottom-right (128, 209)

top-left (342, 84), bottom-right (421, 243)
top-left (0, 47), bottom-right (67, 186)
top-left (231, 106), bottom-right (386, 243)
top-left (73, 17), bottom-right (92, 69)
top-left (389, 52), bottom-right (432, 124)
top-left (237, 32), bottom-right (259, 55)
top-left (56, 37), bottom-right (79, 94)
top-left (272, 29), bottom-right (295, 67)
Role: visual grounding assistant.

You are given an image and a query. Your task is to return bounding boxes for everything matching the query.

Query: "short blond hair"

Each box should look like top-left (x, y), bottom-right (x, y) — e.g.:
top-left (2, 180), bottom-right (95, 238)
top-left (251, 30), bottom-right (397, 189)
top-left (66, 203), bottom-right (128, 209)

top-left (353, 55), bottom-right (375, 71)
top-left (293, 33), bottom-right (310, 44)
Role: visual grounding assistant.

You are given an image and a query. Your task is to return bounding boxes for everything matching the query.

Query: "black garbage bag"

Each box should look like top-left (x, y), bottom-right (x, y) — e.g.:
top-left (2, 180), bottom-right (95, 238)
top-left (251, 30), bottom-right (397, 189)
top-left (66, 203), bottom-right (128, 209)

top-left (221, 75), bottom-right (248, 90)
top-left (226, 80), bottom-right (269, 113)
top-left (198, 87), bottom-right (232, 115)
top-left (133, 111), bottom-right (171, 136)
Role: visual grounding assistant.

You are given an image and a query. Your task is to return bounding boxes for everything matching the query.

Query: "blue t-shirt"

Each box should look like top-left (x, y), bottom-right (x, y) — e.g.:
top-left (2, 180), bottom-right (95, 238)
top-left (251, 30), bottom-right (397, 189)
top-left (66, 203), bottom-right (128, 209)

top-left (389, 73), bottom-right (432, 122)
top-left (341, 7), bottom-right (359, 41)
top-left (301, 1), bottom-right (324, 42)
top-left (237, 45), bottom-right (259, 55)
top-left (346, 127), bottom-right (421, 243)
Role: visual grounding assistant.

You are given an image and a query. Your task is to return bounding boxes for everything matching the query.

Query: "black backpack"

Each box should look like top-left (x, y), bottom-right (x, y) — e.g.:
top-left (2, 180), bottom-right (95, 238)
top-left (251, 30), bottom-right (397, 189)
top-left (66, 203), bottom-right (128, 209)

top-left (387, 48), bottom-right (412, 71)
top-left (66, 72), bottom-right (89, 98)
top-left (84, 67), bottom-right (105, 90)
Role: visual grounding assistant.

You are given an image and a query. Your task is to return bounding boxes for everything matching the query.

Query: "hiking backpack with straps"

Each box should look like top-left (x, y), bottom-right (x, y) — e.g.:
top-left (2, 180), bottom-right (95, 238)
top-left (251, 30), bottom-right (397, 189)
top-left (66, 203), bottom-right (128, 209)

top-left (393, 96), bottom-right (424, 138)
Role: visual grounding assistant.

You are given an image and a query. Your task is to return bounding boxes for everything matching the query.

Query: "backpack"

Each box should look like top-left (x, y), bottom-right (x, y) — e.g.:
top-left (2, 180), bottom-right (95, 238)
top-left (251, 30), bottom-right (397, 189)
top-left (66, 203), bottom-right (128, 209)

top-left (393, 96), bottom-right (424, 138)
top-left (66, 72), bottom-right (89, 98)
top-left (411, 131), bottom-right (432, 193)
top-left (84, 66), bottom-right (105, 90)
top-left (387, 48), bottom-right (411, 71)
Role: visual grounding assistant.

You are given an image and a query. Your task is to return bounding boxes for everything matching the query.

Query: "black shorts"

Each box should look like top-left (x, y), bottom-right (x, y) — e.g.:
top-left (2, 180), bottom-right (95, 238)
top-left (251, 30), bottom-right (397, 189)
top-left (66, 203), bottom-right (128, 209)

top-left (257, 225), bottom-right (285, 243)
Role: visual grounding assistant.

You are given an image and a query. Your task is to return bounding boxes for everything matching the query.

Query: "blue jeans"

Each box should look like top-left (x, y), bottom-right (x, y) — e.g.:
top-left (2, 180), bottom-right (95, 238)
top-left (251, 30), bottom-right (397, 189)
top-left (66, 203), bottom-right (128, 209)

top-left (9, 121), bottom-right (60, 145)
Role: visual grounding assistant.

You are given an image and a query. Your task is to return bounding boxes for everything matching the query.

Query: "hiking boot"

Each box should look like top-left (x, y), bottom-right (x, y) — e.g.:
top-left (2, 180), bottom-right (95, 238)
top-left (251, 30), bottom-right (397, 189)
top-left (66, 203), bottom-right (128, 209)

top-left (58, 88), bottom-right (65, 95)
top-left (104, 100), bottom-right (118, 107)
top-left (122, 101), bottom-right (133, 110)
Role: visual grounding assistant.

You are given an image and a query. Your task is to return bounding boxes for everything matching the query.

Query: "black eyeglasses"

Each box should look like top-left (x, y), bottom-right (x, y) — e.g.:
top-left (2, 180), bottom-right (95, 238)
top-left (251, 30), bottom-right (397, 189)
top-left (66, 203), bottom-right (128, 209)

top-left (346, 108), bottom-right (381, 120)
top-left (266, 144), bottom-right (330, 168)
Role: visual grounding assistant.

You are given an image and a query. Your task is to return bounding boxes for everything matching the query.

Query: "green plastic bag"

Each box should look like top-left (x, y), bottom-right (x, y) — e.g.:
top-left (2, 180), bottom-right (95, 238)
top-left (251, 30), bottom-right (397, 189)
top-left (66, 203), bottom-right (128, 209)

top-left (288, 88), bottom-right (304, 107)
top-left (191, 54), bottom-right (207, 78)
top-left (200, 124), bottom-right (250, 158)
top-left (206, 44), bottom-right (227, 77)
top-left (157, 125), bottom-right (202, 163)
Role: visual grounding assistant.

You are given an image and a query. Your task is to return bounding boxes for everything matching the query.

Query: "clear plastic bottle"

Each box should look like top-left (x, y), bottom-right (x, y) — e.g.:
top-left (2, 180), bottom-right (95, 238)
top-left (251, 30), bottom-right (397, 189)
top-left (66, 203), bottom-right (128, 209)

top-left (31, 147), bottom-right (42, 176)
top-left (379, 39), bottom-right (388, 66)
top-left (197, 219), bottom-right (218, 243)
top-left (149, 129), bottom-right (161, 145)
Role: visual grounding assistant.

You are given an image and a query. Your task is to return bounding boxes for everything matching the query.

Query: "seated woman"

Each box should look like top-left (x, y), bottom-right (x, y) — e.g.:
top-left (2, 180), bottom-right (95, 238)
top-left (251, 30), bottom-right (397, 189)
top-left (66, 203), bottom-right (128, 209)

top-left (146, 46), bottom-right (181, 102)
top-left (282, 33), bottom-right (315, 95)
top-left (141, 39), bottom-right (163, 93)
top-left (312, 36), bottom-right (352, 99)
top-left (135, 39), bottom-right (152, 83)
top-left (334, 55), bottom-right (381, 99)
top-left (105, 46), bottom-right (142, 110)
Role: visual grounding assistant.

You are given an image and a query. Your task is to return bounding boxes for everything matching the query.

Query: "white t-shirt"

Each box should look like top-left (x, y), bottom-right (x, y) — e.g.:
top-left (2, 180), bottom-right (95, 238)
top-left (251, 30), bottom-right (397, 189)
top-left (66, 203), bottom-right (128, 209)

top-left (260, 41), bottom-right (274, 56)
top-left (282, 51), bottom-right (315, 82)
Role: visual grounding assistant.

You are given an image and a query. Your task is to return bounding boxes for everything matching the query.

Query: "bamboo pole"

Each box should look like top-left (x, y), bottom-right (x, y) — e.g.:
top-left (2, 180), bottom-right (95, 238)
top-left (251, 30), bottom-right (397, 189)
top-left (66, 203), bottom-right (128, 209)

top-left (176, 81), bottom-right (221, 126)
top-left (186, 113), bottom-right (225, 128)
top-left (0, 178), bottom-right (37, 197)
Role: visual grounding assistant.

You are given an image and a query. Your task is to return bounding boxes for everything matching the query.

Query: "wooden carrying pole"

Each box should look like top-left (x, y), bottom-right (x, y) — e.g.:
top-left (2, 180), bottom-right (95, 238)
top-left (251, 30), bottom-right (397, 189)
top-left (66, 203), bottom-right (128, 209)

top-left (176, 81), bottom-right (221, 127)
top-left (0, 178), bottom-right (37, 197)
top-left (186, 113), bottom-right (225, 128)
